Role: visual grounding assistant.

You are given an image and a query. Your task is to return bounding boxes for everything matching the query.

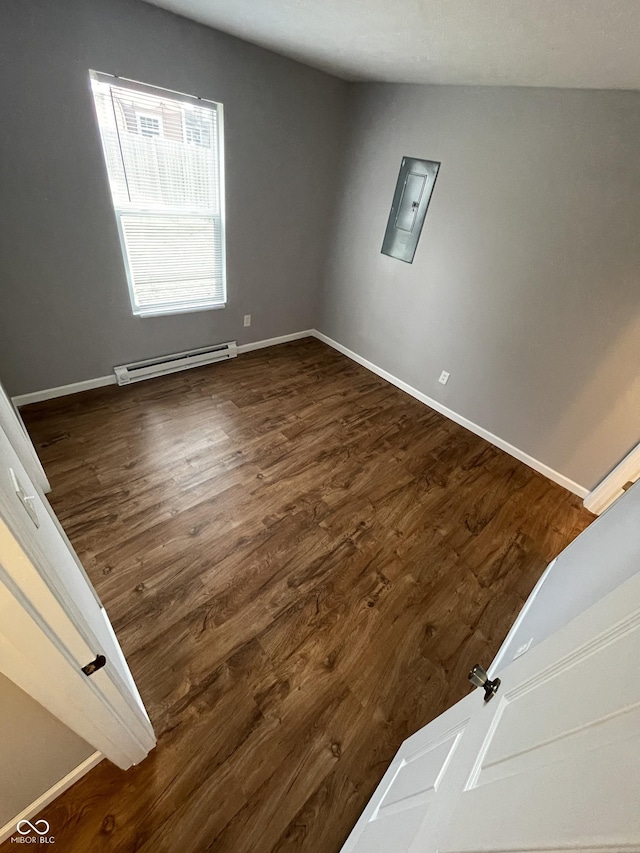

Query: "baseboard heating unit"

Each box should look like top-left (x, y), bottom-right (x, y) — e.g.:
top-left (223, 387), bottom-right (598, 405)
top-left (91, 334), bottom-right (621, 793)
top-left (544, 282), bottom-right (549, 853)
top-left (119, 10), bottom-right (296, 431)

top-left (114, 341), bottom-right (237, 385)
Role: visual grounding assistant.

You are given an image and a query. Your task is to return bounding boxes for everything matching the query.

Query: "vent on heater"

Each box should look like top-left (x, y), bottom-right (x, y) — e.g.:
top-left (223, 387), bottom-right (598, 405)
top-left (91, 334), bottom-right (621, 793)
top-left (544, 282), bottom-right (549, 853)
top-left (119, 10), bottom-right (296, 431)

top-left (114, 341), bottom-right (237, 385)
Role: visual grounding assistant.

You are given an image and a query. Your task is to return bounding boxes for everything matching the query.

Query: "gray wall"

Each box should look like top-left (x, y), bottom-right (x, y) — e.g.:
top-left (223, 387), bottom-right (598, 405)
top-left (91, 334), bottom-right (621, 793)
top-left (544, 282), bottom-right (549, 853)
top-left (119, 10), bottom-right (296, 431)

top-left (319, 84), bottom-right (640, 491)
top-left (0, 673), bottom-right (93, 828)
top-left (493, 479), bottom-right (640, 675)
top-left (3, 4), bottom-right (639, 491)
top-left (0, 0), bottom-right (347, 396)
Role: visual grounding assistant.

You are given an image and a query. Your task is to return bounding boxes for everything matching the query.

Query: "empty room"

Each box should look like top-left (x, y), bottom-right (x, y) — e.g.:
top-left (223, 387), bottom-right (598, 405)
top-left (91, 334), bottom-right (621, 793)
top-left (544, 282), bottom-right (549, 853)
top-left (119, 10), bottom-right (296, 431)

top-left (2, 0), bottom-right (640, 850)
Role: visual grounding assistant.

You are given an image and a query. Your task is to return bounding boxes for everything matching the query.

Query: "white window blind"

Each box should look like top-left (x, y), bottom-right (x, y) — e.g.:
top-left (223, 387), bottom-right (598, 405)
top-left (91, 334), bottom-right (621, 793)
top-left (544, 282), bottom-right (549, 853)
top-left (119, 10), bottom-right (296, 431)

top-left (89, 71), bottom-right (226, 316)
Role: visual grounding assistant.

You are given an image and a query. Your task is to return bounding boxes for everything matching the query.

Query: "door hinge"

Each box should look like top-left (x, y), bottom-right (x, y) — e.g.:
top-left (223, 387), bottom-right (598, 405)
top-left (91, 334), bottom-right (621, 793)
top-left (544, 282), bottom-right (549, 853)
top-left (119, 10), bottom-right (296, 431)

top-left (82, 654), bottom-right (107, 676)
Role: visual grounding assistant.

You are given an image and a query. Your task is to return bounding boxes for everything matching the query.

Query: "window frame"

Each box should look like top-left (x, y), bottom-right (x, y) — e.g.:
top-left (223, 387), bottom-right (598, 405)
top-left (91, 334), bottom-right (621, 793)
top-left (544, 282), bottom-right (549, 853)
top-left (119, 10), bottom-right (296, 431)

top-left (89, 70), bottom-right (227, 318)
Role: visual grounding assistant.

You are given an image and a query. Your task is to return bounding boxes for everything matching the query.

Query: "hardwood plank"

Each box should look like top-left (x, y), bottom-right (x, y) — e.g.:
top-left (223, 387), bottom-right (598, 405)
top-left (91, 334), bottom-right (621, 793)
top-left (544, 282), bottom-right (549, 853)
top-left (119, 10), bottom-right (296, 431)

top-left (1, 339), bottom-right (593, 851)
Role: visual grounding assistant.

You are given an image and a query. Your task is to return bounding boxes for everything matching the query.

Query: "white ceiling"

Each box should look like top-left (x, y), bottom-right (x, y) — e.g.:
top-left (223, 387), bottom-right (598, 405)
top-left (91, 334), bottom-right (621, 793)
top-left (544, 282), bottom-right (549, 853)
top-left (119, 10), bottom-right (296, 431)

top-left (144, 0), bottom-right (640, 88)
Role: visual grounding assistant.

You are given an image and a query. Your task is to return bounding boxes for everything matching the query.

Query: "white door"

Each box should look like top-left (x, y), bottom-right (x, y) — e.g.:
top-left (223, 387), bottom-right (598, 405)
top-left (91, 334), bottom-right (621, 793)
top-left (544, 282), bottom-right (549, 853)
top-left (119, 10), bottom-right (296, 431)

top-left (342, 562), bottom-right (640, 852)
top-left (341, 692), bottom-right (478, 853)
top-left (0, 416), bottom-right (155, 769)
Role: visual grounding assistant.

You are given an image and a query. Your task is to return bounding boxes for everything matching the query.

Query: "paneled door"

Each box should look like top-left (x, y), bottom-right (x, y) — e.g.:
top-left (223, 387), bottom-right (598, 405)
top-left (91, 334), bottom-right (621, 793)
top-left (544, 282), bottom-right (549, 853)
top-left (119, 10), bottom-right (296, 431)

top-left (342, 563), bottom-right (640, 852)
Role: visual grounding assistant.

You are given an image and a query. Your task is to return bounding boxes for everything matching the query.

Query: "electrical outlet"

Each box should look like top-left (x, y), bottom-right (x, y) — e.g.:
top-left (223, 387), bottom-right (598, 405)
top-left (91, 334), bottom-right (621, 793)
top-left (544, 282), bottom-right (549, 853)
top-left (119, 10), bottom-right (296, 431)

top-left (243, 314), bottom-right (251, 327)
top-left (438, 370), bottom-right (450, 385)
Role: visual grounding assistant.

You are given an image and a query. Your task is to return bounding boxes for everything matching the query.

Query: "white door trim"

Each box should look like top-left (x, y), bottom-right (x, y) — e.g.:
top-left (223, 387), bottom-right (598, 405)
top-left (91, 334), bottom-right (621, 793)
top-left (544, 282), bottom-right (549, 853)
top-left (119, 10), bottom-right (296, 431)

top-left (584, 441), bottom-right (640, 514)
top-left (0, 519), bottom-right (155, 768)
top-left (0, 381), bottom-right (50, 494)
top-left (0, 421), bottom-right (155, 770)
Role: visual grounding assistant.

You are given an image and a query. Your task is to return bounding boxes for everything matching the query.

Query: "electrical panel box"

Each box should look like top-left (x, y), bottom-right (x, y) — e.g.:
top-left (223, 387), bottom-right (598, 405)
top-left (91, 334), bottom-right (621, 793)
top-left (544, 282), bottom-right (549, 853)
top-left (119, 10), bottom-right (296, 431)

top-left (381, 157), bottom-right (440, 263)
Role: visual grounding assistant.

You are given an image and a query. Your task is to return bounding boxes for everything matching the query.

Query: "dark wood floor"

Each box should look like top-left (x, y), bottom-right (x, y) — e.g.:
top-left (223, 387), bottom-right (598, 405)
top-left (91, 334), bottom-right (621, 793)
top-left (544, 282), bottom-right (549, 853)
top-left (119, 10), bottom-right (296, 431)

top-left (6, 339), bottom-right (592, 852)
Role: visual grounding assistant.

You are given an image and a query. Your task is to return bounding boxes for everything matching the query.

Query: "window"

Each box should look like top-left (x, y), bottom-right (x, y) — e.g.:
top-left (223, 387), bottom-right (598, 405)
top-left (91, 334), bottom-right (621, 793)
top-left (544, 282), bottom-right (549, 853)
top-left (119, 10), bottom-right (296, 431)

top-left (136, 114), bottom-right (162, 138)
top-left (184, 112), bottom-right (211, 147)
top-left (89, 71), bottom-right (226, 316)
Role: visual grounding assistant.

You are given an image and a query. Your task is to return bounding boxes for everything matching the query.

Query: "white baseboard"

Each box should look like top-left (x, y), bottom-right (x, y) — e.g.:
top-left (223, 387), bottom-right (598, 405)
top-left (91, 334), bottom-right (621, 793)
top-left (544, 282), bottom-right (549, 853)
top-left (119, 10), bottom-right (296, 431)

top-left (0, 751), bottom-right (103, 845)
top-left (12, 331), bottom-right (315, 408)
top-left (10, 328), bottom-right (587, 499)
top-left (312, 330), bottom-right (589, 499)
top-left (12, 376), bottom-right (117, 408)
top-left (236, 330), bottom-right (314, 354)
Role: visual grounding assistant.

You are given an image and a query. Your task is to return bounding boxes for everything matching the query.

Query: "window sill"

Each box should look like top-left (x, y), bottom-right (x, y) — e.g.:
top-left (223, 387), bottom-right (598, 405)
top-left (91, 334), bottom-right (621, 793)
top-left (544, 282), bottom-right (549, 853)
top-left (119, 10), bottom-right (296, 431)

top-left (134, 303), bottom-right (226, 318)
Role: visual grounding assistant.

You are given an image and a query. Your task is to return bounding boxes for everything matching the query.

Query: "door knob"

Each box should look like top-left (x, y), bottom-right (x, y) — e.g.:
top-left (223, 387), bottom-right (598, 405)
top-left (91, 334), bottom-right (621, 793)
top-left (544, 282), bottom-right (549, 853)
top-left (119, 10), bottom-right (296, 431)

top-left (468, 663), bottom-right (501, 702)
